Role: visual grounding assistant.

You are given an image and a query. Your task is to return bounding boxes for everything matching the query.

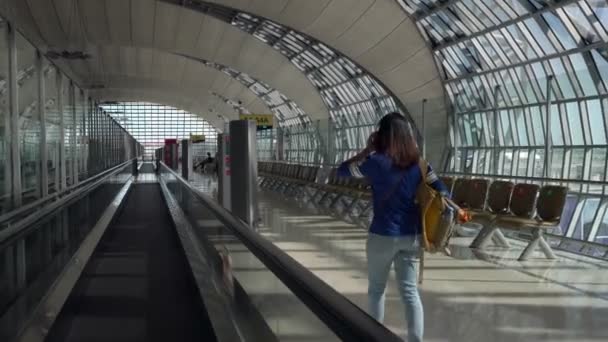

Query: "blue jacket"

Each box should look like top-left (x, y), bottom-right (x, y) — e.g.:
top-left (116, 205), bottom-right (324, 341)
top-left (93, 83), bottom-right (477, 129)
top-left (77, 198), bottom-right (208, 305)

top-left (337, 153), bottom-right (448, 236)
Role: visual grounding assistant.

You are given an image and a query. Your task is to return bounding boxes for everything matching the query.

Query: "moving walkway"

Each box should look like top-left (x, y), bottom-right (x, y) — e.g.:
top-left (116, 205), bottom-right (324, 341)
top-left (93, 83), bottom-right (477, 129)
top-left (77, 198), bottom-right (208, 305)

top-left (0, 160), bottom-right (401, 342)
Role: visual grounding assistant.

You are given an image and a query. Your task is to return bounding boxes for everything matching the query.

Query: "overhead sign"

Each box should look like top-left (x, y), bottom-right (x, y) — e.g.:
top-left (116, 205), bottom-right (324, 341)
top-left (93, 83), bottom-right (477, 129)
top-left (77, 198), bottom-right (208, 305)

top-left (239, 114), bottom-right (273, 130)
top-left (190, 134), bottom-right (205, 143)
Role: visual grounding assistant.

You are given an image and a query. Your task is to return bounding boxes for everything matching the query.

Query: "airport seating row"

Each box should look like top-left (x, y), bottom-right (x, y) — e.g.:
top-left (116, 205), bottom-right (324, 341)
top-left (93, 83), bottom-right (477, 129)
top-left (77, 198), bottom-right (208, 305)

top-left (259, 161), bottom-right (568, 260)
top-left (259, 162), bottom-right (370, 199)
top-left (440, 176), bottom-right (568, 260)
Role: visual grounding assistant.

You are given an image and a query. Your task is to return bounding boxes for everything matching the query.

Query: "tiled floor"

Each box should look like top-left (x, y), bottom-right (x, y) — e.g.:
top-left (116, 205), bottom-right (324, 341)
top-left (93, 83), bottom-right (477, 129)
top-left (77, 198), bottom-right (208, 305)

top-left (191, 175), bottom-right (608, 341)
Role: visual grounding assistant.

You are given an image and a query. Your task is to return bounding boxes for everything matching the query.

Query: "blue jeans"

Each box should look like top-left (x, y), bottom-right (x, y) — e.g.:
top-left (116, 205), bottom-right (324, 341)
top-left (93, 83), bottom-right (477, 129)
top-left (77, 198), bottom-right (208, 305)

top-left (366, 233), bottom-right (423, 342)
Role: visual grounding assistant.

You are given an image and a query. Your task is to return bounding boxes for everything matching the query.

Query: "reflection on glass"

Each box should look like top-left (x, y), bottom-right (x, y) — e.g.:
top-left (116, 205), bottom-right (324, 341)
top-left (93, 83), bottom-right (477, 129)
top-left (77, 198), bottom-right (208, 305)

top-left (100, 102), bottom-right (218, 159)
top-left (0, 18), bottom-right (8, 213)
top-left (16, 31), bottom-right (39, 204)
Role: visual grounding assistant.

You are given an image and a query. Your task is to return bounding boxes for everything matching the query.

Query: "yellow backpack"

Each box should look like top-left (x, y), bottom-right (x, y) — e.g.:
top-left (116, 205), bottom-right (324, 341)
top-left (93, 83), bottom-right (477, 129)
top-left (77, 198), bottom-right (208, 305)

top-left (416, 159), bottom-right (457, 255)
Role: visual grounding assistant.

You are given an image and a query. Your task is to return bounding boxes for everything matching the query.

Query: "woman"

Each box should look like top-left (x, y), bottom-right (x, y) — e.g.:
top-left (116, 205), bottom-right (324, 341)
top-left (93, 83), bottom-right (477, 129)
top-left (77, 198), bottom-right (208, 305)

top-left (337, 112), bottom-right (448, 342)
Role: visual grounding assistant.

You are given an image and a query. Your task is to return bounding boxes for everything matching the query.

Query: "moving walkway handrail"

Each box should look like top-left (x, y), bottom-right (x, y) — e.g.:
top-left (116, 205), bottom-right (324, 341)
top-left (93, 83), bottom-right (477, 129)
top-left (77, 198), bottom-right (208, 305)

top-left (0, 160), bottom-right (134, 227)
top-left (160, 162), bottom-right (402, 342)
top-left (0, 159), bottom-right (135, 247)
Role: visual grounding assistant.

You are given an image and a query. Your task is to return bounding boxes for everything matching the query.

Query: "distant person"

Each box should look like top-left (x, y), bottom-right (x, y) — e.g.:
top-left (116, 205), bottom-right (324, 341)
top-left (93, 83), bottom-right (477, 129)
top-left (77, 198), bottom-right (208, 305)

top-left (337, 112), bottom-right (448, 342)
top-left (196, 152), bottom-right (215, 172)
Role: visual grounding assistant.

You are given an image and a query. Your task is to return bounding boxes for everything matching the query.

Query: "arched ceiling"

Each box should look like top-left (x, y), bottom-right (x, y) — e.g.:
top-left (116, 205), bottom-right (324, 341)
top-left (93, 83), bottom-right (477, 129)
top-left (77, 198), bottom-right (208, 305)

top-left (92, 87), bottom-right (236, 129)
top-left (79, 45), bottom-right (272, 118)
top-left (1, 0), bottom-right (447, 159)
top-left (192, 0), bottom-right (444, 108)
top-left (2, 0), bottom-right (329, 122)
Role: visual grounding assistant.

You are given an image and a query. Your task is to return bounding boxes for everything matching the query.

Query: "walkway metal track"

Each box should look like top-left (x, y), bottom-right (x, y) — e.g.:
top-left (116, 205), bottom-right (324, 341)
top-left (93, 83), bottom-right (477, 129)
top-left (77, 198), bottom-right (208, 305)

top-left (44, 184), bottom-right (216, 342)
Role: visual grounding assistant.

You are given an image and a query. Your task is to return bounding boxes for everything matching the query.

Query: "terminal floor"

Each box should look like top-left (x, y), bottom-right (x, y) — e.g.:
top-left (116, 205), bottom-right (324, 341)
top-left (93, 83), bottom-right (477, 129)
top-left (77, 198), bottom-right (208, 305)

top-left (189, 173), bottom-right (608, 341)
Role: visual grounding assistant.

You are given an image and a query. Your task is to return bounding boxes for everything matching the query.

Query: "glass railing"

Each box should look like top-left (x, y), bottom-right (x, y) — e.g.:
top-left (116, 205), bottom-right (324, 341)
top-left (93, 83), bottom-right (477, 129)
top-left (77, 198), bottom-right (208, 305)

top-left (159, 163), bottom-right (401, 342)
top-left (0, 162), bottom-right (133, 341)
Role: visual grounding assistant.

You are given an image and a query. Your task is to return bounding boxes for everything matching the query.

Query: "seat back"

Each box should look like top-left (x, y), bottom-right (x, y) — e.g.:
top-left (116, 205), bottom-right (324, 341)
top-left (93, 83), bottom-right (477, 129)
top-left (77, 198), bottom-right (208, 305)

top-left (299, 166), bottom-right (308, 180)
top-left (336, 172), bottom-right (349, 186)
top-left (509, 183), bottom-right (540, 218)
top-left (308, 167), bottom-right (319, 182)
top-left (451, 179), bottom-right (470, 207)
top-left (295, 165), bottom-right (304, 179)
top-left (467, 179), bottom-right (490, 210)
top-left (350, 177), bottom-right (364, 190)
top-left (537, 185), bottom-right (568, 222)
top-left (327, 168), bottom-right (338, 185)
top-left (487, 181), bottom-right (514, 214)
top-left (340, 176), bottom-right (353, 187)
top-left (290, 165), bottom-right (298, 178)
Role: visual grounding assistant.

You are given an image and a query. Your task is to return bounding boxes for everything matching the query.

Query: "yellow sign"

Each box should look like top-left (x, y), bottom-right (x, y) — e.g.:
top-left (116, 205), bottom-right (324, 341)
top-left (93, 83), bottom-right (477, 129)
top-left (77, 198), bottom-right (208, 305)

top-left (239, 114), bottom-right (273, 130)
top-left (190, 134), bottom-right (205, 143)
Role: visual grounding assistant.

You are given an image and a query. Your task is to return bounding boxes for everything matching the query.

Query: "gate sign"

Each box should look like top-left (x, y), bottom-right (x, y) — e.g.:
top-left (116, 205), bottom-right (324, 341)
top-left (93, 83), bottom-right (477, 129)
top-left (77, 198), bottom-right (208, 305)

top-left (239, 114), bottom-right (273, 130)
top-left (190, 134), bottom-right (205, 143)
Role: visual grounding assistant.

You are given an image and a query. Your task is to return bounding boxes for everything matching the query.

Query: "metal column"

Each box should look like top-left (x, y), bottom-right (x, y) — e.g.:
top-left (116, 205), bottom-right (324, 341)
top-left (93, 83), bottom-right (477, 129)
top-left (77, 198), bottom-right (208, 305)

top-left (493, 86), bottom-right (501, 175)
top-left (71, 83), bottom-right (78, 185)
top-left (229, 120), bottom-right (259, 226)
top-left (544, 76), bottom-right (554, 178)
top-left (218, 132), bottom-right (231, 211)
top-left (82, 91), bottom-right (88, 176)
top-left (37, 51), bottom-right (48, 198)
top-left (8, 23), bottom-right (21, 207)
top-left (57, 73), bottom-right (66, 190)
top-left (452, 94), bottom-right (459, 172)
top-left (181, 139), bottom-right (192, 180)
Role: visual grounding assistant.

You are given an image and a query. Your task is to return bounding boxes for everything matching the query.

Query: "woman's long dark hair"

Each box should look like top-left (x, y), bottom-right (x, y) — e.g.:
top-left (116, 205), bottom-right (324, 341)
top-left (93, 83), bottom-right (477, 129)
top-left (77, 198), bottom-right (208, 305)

top-left (373, 112), bottom-right (420, 169)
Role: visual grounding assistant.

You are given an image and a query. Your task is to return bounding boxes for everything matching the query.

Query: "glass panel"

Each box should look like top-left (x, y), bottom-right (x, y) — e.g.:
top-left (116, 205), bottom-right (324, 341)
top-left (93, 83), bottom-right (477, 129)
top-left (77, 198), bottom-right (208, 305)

top-left (0, 18), bottom-right (8, 212)
top-left (100, 102), bottom-right (219, 159)
top-left (62, 80), bottom-right (72, 186)
top-left (570, 148), bottom-right (585, 180)
top-left (571, 198), bottom-right (600, 240)
top-left (394, 0), bottom-right (608, 249)
top-left (549, 104), bottom-right (564, 145)
top-left (16, 32), bottom-right (39, 204)
top-left (587, 99), bottom-right (606, 144)
top-left (0, 165), bottom-right (132, 341)
top-left (596, 208), bottom-right (608, 245)
top-left (566, 102), bottom-right (584, 145)
top-left (44, 65), bottom-right (59, 194)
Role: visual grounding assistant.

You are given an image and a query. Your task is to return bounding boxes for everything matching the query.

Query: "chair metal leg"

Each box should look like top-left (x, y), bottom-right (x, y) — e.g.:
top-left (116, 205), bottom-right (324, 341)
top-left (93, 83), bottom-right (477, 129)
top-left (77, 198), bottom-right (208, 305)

top-left (318, 191), bottom-right (331, 206)
top-left (470, 223), bottom-right (497, 249)
top-left (539, 236), bottom-right (557, 259)
top-left (303, 186), bottom-right (317, 201)
top-left (519, 228), bottom-right (556, 261)
top-left (310, 188), bottom-right (322, 202)
top-left (358, 202), bottom-right (372, 219)
top-left (518, 237), bottom-right (540, 261)
top-left (282, 182), bottom-right (295, 195)
top-left (344, 196), bottom-right (361, 219)
top-left (271, 180), bottom-right (284, 191)
top-left (329, 193), bottom-right (343, 209)
top-left (293, 185), bottom-right (305, 199)
top-left (491, 229), bottom-right (511, 248)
